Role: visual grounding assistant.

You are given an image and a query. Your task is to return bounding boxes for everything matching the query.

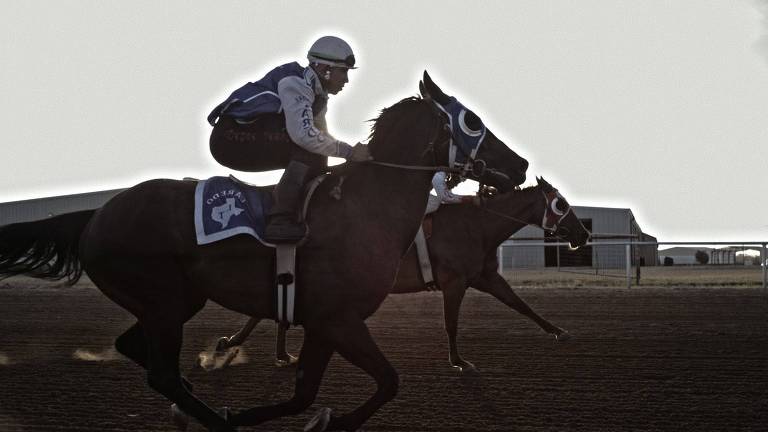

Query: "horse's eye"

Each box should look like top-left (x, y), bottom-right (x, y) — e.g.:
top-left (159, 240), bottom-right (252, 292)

top-left (459, 109), bottom-right (483, 135)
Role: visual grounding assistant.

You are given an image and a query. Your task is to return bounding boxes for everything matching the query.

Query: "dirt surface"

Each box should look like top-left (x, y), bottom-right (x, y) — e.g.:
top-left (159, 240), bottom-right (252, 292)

top-left (1, 280), bottom-right (767, 431)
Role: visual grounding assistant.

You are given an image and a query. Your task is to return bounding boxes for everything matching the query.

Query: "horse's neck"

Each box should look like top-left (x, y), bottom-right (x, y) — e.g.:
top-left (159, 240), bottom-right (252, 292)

top-left (315, 165), bottom-right (434, 249)
top-left (480, 188), bottom-right (542, 247)
top-left (357, 166), bottom-right (434, 230)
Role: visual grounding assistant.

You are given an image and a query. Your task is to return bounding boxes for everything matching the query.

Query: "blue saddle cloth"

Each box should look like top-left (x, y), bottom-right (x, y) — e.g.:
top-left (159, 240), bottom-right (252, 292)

top-left (194, 176), bottom-right (274, 245)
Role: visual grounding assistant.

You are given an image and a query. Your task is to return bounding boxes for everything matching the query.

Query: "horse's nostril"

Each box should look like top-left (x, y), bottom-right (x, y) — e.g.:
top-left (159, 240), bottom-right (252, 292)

top-left (521, 159), bottom-right (529, 172)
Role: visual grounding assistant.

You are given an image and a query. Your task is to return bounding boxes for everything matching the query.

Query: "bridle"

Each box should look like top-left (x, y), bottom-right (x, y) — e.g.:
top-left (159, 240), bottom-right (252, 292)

top-left (363, 97), bottom-right (511, 187)
top-left (363, 97), bottom-right (461, 174)
top-left (477, 187), bottom-right (574, 242)
top-left (542, 190), bottom-right (572, 235)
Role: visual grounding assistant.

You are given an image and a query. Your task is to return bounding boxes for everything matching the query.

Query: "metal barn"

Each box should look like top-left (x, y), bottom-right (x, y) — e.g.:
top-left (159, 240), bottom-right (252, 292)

top-left (499, 206), bottom-right (657, 270)
top-left (0, 189), bottom-right (123, 226)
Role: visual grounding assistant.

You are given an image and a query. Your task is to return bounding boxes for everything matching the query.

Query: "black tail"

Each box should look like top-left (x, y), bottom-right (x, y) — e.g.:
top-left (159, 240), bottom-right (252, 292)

top-left (0, 209), bottom-right (97, 284)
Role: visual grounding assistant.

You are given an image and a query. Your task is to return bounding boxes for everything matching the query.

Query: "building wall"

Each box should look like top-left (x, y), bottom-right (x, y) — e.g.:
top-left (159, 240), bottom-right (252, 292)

top-left (0, 189), bottom-right (123, 226)
top-left (500, 206), bottom-right (654, 270)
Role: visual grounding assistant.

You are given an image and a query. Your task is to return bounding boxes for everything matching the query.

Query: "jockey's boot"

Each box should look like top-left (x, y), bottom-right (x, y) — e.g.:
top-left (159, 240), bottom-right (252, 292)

top-left (264, 161), bottom-right (309, 243)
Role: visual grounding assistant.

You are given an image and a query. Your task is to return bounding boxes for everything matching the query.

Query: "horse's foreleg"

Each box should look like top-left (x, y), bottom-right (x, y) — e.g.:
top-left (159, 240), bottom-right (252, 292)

top-left (216, 317), bottom-right (259, 351)
top-left (441, 281), bottom-right (476, 373)
top-left (474, 271), bottom-right (567, 338)
top-left (323, 315), bottom-right (399, 432)
top-left (230, 329), bottom-right (333, 427)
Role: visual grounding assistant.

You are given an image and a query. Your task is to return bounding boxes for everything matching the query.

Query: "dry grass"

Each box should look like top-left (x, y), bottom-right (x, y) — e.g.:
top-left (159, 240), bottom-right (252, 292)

top-left (503, 265), bottom-right (766, 288)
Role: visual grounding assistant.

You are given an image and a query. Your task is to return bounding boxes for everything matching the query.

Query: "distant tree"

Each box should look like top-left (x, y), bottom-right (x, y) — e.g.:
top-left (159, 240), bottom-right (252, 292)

top-left (695, 250), bottom-right (710, 265)
top-left (663, 256), bottom-right (674, 266)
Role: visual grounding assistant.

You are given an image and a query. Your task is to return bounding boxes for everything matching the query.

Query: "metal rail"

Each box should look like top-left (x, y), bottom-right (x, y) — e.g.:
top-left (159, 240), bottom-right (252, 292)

top-left (498, 239), bottom-right (768, 290)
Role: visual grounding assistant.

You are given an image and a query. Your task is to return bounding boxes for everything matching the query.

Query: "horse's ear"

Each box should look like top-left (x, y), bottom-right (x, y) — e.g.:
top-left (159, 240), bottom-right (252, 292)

top-left (419, 80), bottom-right (429, 100)
top-left (423, 70), bottom-right (451, 105)
top-left (537, 176), bottom-right (554, 192)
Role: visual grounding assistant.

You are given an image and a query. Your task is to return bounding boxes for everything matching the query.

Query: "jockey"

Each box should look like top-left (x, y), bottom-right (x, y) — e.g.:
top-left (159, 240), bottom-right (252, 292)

top-left (425, 171), bottom-right (477, 214)
top-left (208, 36), bottom-right (371, 243)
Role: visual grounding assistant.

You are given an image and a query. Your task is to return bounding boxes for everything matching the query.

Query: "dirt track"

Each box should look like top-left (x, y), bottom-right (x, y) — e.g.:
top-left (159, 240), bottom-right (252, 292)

top-left (1, 281), bottom-right (767, 431)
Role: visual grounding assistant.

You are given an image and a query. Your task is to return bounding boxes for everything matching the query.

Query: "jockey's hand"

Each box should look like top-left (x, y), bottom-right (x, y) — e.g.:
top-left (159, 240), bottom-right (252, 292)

top-left (460, 196), bottom-right (481, 206)
top-left (348, 143), bottom-right (373, 162)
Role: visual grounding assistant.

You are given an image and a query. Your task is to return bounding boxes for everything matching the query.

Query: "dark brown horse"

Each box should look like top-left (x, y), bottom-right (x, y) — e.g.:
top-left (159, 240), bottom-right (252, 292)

top-left (214, 178), bottom-right (590, 373)
top-left (0, 72), bottom-right (528, 432)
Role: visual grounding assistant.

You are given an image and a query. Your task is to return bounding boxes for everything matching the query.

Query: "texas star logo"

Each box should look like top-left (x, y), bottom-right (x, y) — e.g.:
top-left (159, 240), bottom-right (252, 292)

top-left (211, 197), bottom-right (244, 228)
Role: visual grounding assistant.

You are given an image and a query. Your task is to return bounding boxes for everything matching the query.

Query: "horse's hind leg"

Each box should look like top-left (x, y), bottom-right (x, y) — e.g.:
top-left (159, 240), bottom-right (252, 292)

top-left (475, 271), bottom-right (568, 338)
top-left (115, 322), bottom-right (194, 391)
top-left (230, 328), bottom-right (333, 427)
top-left (144, 317), bottom-right (233, 432)
top-left (320, 315), bottom-right (399, 432)
top-left (441, 279), bottom-right (476, 372)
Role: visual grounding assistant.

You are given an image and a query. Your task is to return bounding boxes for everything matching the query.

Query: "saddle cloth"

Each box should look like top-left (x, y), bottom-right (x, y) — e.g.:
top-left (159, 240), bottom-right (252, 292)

top-left (194, 175), bottom-right (274, 246)
top-left (193, 174), bottom-right (328, 326)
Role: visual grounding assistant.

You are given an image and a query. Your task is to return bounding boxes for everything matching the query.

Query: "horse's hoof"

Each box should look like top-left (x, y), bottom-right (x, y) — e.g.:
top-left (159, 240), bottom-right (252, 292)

top-left (304, 407), bottom-right (332, 432)
top-left (554, 331), bottom-right (572, 342)
top-left (199, 347), bottom-right (240, 371)
top-left (219, 406), bottom-right (231, 421)
top-left (274, 353), bottom-right (299, 368)
top-left (450, 361), bottom-right (478, 374)
top-left (170, 403), bottom-right (190, 432)
top-left (215, 336), bottom-right (232, 352)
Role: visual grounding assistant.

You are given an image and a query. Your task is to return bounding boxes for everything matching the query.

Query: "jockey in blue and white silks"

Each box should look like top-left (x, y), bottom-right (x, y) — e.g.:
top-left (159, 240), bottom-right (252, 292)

top-left (208, 36), bottom-right (371, 243)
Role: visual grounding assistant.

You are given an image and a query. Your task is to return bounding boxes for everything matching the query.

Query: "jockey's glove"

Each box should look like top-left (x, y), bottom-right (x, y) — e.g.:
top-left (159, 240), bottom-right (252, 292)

top-left (348, 143), bottom-right (373, 162)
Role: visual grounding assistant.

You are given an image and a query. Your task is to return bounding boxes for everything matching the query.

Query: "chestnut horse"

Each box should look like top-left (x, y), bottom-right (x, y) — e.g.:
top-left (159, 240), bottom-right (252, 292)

top-left (215, 178), bottom-right (590, 372)
top-left (0, 72), bottom-right (528, 432)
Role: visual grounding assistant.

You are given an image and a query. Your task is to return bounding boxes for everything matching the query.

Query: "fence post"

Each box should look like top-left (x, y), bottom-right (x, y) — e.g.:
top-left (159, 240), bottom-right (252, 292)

top-left (762, 243), bottom-right (766, 292)
top-left (625, 243), bottom-right (631, 288)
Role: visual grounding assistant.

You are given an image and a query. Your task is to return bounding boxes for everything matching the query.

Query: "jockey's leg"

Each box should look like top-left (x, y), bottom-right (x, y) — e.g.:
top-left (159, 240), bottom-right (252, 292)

top-left (265, 147), bottom-right (326, 243)
top-left (265, 160), bottom-right (310, 242)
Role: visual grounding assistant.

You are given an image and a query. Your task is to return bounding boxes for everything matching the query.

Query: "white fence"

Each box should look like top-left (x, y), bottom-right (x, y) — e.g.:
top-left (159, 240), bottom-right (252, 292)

top-left (498, 240), bottom-right (768, 289)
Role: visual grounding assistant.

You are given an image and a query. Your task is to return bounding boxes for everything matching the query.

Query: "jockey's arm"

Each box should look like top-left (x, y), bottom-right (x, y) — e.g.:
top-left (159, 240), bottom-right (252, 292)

top-left (432, 172), bottom-right (479, 205)
top-left (277, 77), bottom-right (352, 158)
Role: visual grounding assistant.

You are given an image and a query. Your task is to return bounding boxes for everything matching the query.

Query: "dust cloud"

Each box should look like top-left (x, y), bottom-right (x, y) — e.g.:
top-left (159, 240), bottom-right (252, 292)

top-left (72, 347), bottom-right (121, 362)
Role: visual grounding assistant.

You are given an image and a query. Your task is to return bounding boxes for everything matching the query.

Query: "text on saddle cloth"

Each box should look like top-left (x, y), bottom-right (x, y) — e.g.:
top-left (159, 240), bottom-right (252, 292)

top-left (194, 175), bottom-right (326, 247)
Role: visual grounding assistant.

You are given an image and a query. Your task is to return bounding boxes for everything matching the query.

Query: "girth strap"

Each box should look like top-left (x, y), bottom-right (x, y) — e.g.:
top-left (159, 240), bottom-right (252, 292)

top-left (413, 226), bottom-right (438, 290)
top-left (275, 244), bottom-right (297, 325)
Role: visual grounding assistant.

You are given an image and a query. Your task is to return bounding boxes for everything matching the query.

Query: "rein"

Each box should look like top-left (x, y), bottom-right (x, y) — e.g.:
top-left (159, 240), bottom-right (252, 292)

top-left (477, 191), bottom-right (574, 243)
top-left (365, 160), bottom-right (460, 173)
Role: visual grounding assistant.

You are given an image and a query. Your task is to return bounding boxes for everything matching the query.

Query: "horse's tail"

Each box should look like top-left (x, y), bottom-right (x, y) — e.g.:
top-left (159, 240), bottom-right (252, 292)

top-left (0, 209), bottom-right (96, 285)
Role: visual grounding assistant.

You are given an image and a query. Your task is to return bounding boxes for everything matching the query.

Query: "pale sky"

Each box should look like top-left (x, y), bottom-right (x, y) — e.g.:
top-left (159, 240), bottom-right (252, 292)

top-left (2, 1), bottom-right (767, 242)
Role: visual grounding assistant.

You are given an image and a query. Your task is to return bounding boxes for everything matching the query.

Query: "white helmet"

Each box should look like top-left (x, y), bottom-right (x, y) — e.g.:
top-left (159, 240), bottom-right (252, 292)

top-left (307, 36), bottom-right (357, 69)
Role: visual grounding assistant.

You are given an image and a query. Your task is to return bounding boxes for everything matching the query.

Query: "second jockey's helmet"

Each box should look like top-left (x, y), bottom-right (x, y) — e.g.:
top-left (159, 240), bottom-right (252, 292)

top-left (307, 36), bottom-right (357, 69)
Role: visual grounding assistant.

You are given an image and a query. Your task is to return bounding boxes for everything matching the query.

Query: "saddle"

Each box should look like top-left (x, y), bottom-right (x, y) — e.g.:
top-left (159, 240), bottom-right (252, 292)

top-left (193, 175), bottom-right (329, 326)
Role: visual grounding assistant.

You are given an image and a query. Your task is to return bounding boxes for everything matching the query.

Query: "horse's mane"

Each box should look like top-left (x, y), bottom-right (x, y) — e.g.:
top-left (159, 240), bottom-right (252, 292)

top-left (365, 96), bottom-right (426, 158)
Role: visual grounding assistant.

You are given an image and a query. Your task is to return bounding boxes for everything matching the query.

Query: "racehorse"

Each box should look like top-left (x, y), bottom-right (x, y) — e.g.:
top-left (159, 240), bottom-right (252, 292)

top-left (215, 178), bottom-right (591, 373)
top-left (0, 72), bottom-right (528, 432)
